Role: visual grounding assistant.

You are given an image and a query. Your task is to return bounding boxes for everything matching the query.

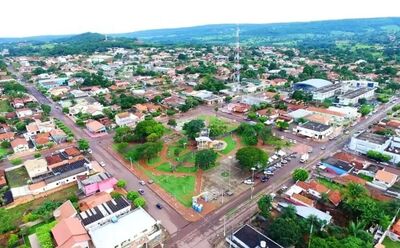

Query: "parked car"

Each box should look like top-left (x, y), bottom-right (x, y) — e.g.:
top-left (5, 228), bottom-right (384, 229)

top-left (87, 148), bottom-right (93, 154)
top-left (243, 179), bottom-right (255, 185)
top-left (261, 176), bottom-right (268, 182)
top-left (321, 146), bottom-right (326, 150)
top-left (156, 203), bottom-right (163, 209)
top-left (148, 180), bottom-right (154, 184)
top-left (281, 160), bottom-right (288, 164)
top-left (225, 190), bottom-right (234, 196)
top-left (138, 189), bottom-right (145, 195)
top-left (264, 171), bottom-right (274, 176)
top-left (99, 161), bottom-right (106, 167)
top-left (139, 180), bottom-right (146, 186)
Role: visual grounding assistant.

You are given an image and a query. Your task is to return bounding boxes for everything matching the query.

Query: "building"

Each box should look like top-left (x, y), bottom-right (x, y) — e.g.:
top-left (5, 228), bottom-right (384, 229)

top-left (86, 120), bottom-right (106, 134)
top-left (115, 112), bottom-right (139, 127)
top-left (293, 78), bottom-right (332, 92)
top-left (79, 197), bottom-right (131, 231)
top-left (188, 90), bottom-right (223, 105)
top-left (320, 157), bottom-right (354, 175)
top-left (78, 192), bottom-right (113, 211)
top-left (387, 219), bottom-right (400, 241)
top-left (24, 158), bottom-right (48, 178)
top-left (294, 121), bottom-right (333, 140)
top-left (306, 107), bottom-right (346, 126)
top-left (226, 224), bottom-right (283, 248)
top-left (52, 218), bottom-right (90, 248)
top-left (278, 203), bottom-right (332, 225)
top-left (312, 83), bottom-right (343, 101)
top-left (15, 108), bottom-right (33, 118)
top-left (338, 87), bottom-right (375, 106)
top-left (348, 132), bottom-right (391, 154)
top-left (77, 172), bottom-right (117, 196)
top-left (38, 77), bottom-right (68, 89)
top-left (88, 207), bottom-right (162, 248)
top-left (10, 138), bottom-right (29, 153)
top-left (373, 169), bottom-right (398, 189)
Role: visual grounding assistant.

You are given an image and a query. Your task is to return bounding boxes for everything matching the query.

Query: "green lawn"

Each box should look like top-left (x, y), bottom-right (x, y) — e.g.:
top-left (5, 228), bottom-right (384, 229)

top-left (148, 174), bottom-right (195, 207)
top-left (156, 162), bottom-right (197, 173)
top-left (6, 166), bottom-right (30, 187)
top-left (317, 178), bottom-right (343, 191)
top-left (220, 136), bottom-right (236, 155)
top-left (0, 100), bottom-right (13, 113)
top-left (148, 156), bottom-right (161, 166)
top-left (383, 238), bottom-right (400, 248)
top-left (197, 115), bottom-right (239, 132)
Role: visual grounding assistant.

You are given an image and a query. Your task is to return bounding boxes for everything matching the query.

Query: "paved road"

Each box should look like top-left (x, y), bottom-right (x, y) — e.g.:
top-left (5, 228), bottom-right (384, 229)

top-left (7, 66), bottom-right (189, 236)
top-left (166, 98), bottom-right (400, 247)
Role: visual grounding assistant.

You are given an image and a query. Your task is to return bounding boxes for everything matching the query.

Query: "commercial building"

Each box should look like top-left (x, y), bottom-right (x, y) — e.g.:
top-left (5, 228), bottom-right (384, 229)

top-left (77, 172), bottom-right (117, 196)
top-left (226, 224), bottom-right (283, 248)
top-left (338, 87), bottom-right (375, 106)
top-left (294, 121), bottom-right (333, 140)
top-left (89, 207), bottom-right (163, 248)
top-left (293, 78), bottom-right (332, 92)
top-left (312, 83), bottom-right (343, 101)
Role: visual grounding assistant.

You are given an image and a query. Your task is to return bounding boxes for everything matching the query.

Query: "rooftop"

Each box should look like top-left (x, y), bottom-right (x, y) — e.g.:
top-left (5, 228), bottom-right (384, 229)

top-left (79, 197), bottom-right (131, 227)
top-left (229, 224), bottom-right (283, 248)
top-left (294, 78), bottom-right (332, 89)
top-left (314, 83), bottom-right (342, 93)
top-left (78, 172), bottom-right (115, 186)
top-left (89, 207), bottom-right (159, 248)
top-left (299, 121), bottom-right (331, 132)
top-left (322, 157), bottom-right (353, 172)
top-left (355, 132), bottom-right (390, 145)
top-left (340, 87), bottom-right (374, 99)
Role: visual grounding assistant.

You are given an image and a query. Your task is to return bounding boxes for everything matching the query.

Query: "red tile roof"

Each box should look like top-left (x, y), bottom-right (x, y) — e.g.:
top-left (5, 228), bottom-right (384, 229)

top-left (328, 190), bottom-right (342, 206)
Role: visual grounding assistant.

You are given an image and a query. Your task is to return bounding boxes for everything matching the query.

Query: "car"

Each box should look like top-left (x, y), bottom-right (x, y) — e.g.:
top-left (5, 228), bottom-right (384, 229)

top-left (99, 161), bottom-right (106, 167)
top-left (243, 179), bottom-right (255, 185)
top-left (139, 180), bottom-right (146, 186)
top-left (281, 160), bottom-right (288, 164)
top-left (264, 171), bottom-right (274, 176)
top-left (148, 180), bottom-right (154, 184)
top-left (138, 189), bottom-right (145, 195)
top-left (156, 203), bottom-right (163, 209)
top-left (225, 190), bottom-right (234, 196)
top-left (261, 176), bottom-right (268, 182)
top-left (87, 148), bottom-right (93, 154)
top-left (286, 157), bottom-right (291, 161)
top-left (275, 163), bottom-right (282, 168)
top-left (321, 146), bottom-right (326, 150)
top-left (290, 154), bottom-right (297, 158)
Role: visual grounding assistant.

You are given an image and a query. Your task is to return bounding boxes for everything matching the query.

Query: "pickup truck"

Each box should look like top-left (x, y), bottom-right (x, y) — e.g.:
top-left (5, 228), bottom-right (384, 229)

top-left (300, 153), bottom-right (309, 163)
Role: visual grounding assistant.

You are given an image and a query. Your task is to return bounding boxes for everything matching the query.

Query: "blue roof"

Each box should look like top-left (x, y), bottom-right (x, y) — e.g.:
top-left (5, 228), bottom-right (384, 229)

top-left (294, 79), bottom-right (332, 90)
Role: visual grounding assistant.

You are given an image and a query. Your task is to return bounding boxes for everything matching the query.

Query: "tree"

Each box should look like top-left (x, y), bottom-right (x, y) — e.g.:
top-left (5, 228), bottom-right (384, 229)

top-left (291, 90), bottom-right (313, 102)
top-left (116, 179), bottom-right (127, 188)
top-left (359, 104), bottom-right (373, 116)
top-left (62, 107), bottom-right (69, 114)
top-left (195, 149), bottom-right (217, 170)
top-left (268, 214), bottom-right (303, 247)
top-left (1, 141), bottom-right (10, 149)
top-left (40, 104), bottom-right (51, 116)
top-left (209, 118), bottom-right (227, 137)
top-left (113, 126), bottom-right (135, 143)
top-left (77, 139), bottom-right (90, 151)
top-left (292, 168), bottom-right (309, 181)
top-left (346, 183), bottom-right (367, 200)
top-left (127, 191), bottom-right (140, 202)
top-left (236, 147), bottom-right (268, 170)
top-left (133, 119), bottom-right (165, 142)
top-left (366, 150), bottom-right (391, 162)
top-left (134, 197), bottom-right (146, 208)
top-left (76, 118), bottom-right (85, 127)
top-left (183, 119), bottom-right (205, 139)
top-left (258, 195), bottom-right (273, 218)
top-left (15, 121), bottom-right (27, 132)
top-left (276, 121), bottom-right (289, 131)
top-left (259, 126), bottom-right (272, 145)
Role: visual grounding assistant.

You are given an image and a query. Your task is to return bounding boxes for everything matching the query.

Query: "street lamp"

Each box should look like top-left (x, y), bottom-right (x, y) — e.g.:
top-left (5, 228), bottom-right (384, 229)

top-left (250, 167), bottom-right (256, 200)
top-left (251, 167), bottom-right (256, 182)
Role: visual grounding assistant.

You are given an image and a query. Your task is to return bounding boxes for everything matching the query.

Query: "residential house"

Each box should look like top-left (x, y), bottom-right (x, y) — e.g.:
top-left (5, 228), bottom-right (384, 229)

top-left (86, 120), bottom-right (106, 134)
top-left (50, 129), bottom-right (68, 144)
top-left (51, 217), bottom-right (90, 248)
top-left (24, 158), bottom-right (49, 178)
top-left (77, 172), bottom-right (117, 196)
top-left (89, 87), bottom-right (110, 96)
top-left (16, 108), bottom-right (33, 118)
top-left (70, 89), bottom-right (89, 98)
top-left (387, 219), bottom-right (400, 242)
top-left (226, 224), bottom-right (283, 248)
top-left (0, 132), bottom-right (15, 142)
top-left (320, 157), bottom-right (354, 176)
top-left (373, 169), bottom-right (398, 189)
top-left (10, 138), bottom-right (29, 153)
top-left (115, 112), bottom-right (139, 127)
top-left (48, 86), bottom-right (70, 97)
top-left (78, 192), bottom-right (112, 211)
top-left (11, 99), bottom-right (25, 109)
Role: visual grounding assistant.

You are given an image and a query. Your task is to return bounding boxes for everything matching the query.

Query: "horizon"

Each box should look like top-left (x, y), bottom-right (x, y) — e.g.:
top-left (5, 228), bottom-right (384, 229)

top-left (1, 16), bottom-right (399, 39)
top-left (1, 0), bottom-right (399, 38)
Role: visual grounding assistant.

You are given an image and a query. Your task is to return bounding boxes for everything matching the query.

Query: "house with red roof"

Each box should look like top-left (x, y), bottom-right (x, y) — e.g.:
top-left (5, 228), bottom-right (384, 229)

top-left (388, 219), bottom-right (400, 241)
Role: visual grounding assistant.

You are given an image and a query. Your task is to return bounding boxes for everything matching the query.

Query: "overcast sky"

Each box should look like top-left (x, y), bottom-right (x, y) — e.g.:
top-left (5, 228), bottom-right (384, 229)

top-left (1, 0), bottom-right (399, 37)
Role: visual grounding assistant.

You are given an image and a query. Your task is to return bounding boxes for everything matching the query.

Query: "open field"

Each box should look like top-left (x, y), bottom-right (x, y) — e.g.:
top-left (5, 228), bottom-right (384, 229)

top-left (6, 166), bottom-right (30, 188)
top-left (383, 238), bottom-right (400, 248)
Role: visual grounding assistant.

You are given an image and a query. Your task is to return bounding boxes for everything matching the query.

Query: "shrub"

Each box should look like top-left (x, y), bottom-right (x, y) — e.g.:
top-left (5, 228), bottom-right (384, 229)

top-left (7, 234), bottom-right (19, 248)
top-left (111, 192), bottom-right (122, 199)
top-left (34, 153), bottom-right (42, 158)
top-left (127, 191), bottom-right (140, 202)
top-left (133, 197), bottom-right (146, 208)
top-left (292, 168), bottom-right (309, 181)
top-left (10, 158), bottom-right (22, 165)
top-left (116, 179), bottom-right (127, 188)
top-left (36, 221), bottom-right (57, 248)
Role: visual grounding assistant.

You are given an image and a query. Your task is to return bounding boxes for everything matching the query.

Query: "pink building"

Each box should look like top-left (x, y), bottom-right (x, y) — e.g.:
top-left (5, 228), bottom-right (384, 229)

top-left (77, 172), bottom-right (117, 196)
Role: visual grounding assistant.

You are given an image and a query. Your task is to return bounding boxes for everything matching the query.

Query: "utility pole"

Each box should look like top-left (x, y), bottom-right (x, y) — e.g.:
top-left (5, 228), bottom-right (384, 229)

top-left (223, 215), bottom-right (226, 237)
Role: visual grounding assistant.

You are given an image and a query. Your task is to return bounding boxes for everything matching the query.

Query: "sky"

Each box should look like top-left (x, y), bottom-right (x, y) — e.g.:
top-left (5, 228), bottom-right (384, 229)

top-left (1, 0), bottom-right (399, 37)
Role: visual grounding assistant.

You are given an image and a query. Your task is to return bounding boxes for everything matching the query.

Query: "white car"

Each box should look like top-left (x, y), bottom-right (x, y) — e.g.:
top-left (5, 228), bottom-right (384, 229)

top-left (139, 180), bottom-right (146, 186)
top-left (243, 179), bottom-right (255, 185)
top-left (99, 161), bottom-right (106, 167)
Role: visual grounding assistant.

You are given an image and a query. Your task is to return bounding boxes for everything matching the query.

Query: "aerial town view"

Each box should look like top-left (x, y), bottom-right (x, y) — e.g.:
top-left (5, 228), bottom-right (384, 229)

top-left (0, 1), bottom-right (399, 248)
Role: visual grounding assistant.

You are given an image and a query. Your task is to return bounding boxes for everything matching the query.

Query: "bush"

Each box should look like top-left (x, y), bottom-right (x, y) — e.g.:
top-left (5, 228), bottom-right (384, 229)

top-left (36, 221), bottom-right (57, 248)
top-left (10, 158), bottom-right (22, 165)
top-left (111, 192), bottom-right (122, 199)
top-left (7, 233), bottom-right (19, 248)
top-left (116, 179), bottom-right (127, 188)
top-left (1, 141), bottom-right (10, 149)
top-left (34, 153), bottom-right (42, 158)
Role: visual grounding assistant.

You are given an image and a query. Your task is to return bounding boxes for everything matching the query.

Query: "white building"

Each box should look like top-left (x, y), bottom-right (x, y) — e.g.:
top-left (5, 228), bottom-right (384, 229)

top-left (338, 87), bottom-right (375, 106)
top-left (16, 108), bottom-right (33, 118)
top-left (312, 83), bottom-right (343, 101)
top-left (115, 112), bottom-right (139, 127)
top-left (328, 106), bottom-right (361, 120)
top-left (89, 207), bottom-right (162, 248)
top-left (294, 121), bottom-right (333, 140)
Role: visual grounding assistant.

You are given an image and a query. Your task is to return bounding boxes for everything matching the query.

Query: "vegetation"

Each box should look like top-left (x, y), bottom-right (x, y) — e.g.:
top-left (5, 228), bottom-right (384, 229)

top-left (116, 179), bottom-right (127, 188)
top-left (195, 149), bottom-right (218, 170)
top-left (133, 197), bottom-right (146, 208)
top-left (359, 104), bottom-right (373, 116)
top-left (183, 119), bottom-right (205, 139)
top-left (236, 146), bottom-right (268, 170)
top-left (36, 221), bottom-right (57, 248)
top-left (10, 158), bottom-right (23, 166)
top-left (77, 139), bottom-right (90, 151)
top-left (367, 150), bottom-right (392, 162)
top-left (292, 168), bottom-right (309, 181)
top-left (258, 195), bottom-right (273, 219)
top-left (125, 142), bottom-right (163, 162)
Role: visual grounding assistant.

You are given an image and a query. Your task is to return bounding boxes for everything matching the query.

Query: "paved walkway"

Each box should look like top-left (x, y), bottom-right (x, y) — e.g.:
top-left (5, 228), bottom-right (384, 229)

top-left (28, 234), bottom-right (40, 248)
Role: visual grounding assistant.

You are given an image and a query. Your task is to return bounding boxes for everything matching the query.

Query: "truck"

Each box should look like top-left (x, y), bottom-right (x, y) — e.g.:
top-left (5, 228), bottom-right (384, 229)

top-left (300, 153), bottom-right (309, 163)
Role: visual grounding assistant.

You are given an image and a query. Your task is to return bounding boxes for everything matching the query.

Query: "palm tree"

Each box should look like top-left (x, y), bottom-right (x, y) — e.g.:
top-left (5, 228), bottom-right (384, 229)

top-left (346, 183), bottom-right (367, 200)
top-left (347, 221), bottom-right (365, 238)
